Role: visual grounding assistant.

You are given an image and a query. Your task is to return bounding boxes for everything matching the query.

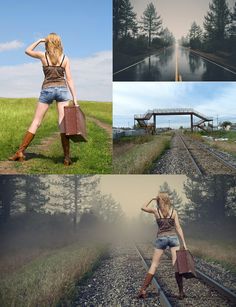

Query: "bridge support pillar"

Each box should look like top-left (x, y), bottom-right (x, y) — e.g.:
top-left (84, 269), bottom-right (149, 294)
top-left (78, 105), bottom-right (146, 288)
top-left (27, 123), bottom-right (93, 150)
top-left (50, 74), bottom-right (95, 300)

top-left (153, 115), bottom-right (156, 134)
top-left (190, 114), bottom-right (193, 132)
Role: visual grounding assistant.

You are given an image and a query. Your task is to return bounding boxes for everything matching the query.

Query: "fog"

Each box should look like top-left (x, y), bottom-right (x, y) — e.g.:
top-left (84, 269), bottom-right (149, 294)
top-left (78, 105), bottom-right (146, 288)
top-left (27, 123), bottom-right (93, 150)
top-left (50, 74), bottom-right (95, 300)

top-left (130, 0), bottom-right (235, 39)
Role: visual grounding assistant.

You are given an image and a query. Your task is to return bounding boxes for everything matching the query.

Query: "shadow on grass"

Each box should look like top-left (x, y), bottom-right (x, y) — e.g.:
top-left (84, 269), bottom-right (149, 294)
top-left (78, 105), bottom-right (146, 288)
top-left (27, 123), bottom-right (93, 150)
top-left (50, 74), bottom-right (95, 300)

top-left (25, 153), bottom-right (79, 165)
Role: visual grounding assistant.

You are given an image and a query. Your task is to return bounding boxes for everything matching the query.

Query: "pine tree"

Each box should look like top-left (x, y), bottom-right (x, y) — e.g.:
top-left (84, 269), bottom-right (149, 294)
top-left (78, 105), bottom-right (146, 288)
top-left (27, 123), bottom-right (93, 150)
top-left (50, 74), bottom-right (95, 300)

top-left (140, 2), bottom-right (162, 47)
top-left (184, 176), bottom-right (236, 222)
top-left (0, 175), bottom-right (19, 223)
top-left (230, 2), bottom-right (236, 38)
top-left (113, 0), bottom-right (137, 40)
top-left (203, 0), bottom-right (231, 49)
top-left (189, 22), bottom-right (203, 49)
top-left (46, 175), bottom-right (99, 230)
top-left (161, 27), bottom-right (175, 47)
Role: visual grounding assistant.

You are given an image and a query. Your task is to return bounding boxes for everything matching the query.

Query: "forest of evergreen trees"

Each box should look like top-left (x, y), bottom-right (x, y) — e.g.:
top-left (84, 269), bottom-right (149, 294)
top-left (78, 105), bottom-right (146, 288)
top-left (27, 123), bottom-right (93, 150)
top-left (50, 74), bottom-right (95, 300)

top-left (113, 0), bottom-right (175, 70)
top-left (179, 0), bottom-right (236, 63)
top-left (0, 175), bottom-right (124, 232)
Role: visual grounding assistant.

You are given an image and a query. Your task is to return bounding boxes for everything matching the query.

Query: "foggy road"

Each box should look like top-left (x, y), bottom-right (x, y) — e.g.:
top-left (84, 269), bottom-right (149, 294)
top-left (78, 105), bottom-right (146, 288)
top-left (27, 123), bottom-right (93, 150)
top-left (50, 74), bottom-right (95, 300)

top-left (113, 46), bottom-right (236, 81)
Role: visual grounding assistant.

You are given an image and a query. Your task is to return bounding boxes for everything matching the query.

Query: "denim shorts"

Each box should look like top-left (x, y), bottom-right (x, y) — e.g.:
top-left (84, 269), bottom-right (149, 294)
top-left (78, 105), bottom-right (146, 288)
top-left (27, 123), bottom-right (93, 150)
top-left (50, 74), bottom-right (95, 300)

top-left (154, 235), bottom-right (180, 250)
top-left (39, 86), bottom-right (70, 104)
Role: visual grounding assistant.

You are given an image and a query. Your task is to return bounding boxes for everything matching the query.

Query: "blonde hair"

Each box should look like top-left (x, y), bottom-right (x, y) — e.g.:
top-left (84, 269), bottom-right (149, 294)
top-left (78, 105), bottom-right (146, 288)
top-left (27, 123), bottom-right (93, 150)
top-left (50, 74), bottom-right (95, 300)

top-left (45, 33), bottom-right (63, 65)
top-left (157, 192), bottom-right (172, 217)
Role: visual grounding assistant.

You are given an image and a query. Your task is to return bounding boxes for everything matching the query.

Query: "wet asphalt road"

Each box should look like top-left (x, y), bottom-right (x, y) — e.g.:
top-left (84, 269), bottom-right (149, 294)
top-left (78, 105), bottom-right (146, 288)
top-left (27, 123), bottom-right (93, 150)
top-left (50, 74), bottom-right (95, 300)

top-left (113, 46), bottom-right (236, 81)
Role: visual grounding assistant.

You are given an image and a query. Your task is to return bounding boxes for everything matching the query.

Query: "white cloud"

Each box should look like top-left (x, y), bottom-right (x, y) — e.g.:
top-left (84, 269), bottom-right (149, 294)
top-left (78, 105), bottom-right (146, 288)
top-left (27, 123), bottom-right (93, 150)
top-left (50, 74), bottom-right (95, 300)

top-left (0, 40), bottom-right (24, 52)
top-left (113, 82), bottom-right (236, 127)
top-left (0, 51), bottom-right (112, 102)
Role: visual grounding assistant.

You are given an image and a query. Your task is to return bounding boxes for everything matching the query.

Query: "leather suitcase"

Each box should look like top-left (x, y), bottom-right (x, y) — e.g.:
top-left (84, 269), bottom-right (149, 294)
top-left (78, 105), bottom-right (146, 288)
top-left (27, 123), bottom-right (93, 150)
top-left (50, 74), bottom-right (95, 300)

top-left (64, 105), bottom-right (87, 142)
top-left (176, 249), bottom-right (197, 279)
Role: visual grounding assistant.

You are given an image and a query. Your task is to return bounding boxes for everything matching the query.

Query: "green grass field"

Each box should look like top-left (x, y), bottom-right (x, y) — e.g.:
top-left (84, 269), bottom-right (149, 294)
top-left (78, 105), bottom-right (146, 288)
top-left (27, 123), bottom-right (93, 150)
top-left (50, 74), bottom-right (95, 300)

top-left (0, 98), bottom-right (111, 174)
top-left (113, 133), bottom-right (172, 174)
top-left (0, 243), bottom-right (106, 307)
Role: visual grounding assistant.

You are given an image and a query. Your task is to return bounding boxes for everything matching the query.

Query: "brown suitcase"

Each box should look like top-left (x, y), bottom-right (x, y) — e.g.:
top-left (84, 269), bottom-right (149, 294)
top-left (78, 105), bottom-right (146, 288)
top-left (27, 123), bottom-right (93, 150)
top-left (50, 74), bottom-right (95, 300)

top-left (64, 105), bottom-right (87, 142)
top-left (176, 249), bottom-right (197, 279)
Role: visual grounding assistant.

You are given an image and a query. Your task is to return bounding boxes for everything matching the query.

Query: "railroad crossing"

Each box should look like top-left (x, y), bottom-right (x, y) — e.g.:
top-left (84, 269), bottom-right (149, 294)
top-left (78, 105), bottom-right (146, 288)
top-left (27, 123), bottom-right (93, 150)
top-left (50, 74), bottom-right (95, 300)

top-left (134, 108), bottom-right (213, 133)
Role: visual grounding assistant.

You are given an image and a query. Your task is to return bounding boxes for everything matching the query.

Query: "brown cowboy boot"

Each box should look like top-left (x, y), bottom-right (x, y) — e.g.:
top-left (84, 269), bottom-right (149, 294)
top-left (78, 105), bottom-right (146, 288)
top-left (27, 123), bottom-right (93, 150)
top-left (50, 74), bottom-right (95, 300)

top-left (60, 133), bottom-right (72, 166)
top-left (138, 273), bottom-right (154, 299)
top-left (9, 131), bottom-right (35, 161)
top-left (175, 272), bottom-right (185, 299)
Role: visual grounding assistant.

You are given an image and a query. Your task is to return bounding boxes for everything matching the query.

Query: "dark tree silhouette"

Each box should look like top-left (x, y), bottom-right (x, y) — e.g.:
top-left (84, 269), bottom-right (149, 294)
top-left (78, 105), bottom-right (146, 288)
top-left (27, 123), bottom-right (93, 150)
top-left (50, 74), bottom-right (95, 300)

top-left (184, 176), bottom-right (236, 222)
top-left (88, 192), bottom-right (124, 224)
top-left (229, 2), bottom-right (236, 59)
top-left (203, 0), bottom-right (231, 50)
top-left (189, 22), bottom-right (203, 49)
top-left (0, 176), bottom-right (19, 223)
top-left (140, 2), bottom-right (162, 47)
top-left (46, 175), bottom-right (99, 230)
top-left (113, 0), bottom-right (137, 40)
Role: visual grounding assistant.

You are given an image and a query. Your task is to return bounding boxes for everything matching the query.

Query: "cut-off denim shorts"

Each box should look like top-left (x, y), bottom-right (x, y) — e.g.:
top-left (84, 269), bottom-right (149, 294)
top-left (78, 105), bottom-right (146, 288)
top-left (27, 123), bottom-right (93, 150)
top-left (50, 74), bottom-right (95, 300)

top-left (154, 235), bottom-right (180, 250)
top-left (39, 86), bottom-right (70, 104)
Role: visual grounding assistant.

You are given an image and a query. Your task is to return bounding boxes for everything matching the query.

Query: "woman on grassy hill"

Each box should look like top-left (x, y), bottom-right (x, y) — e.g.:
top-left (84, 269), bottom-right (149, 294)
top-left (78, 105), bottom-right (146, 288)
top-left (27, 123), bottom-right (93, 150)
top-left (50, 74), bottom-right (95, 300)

top-left (138, 192), bottom-right (188, 300)
top-left (9, 33), bottom-right (77, 166)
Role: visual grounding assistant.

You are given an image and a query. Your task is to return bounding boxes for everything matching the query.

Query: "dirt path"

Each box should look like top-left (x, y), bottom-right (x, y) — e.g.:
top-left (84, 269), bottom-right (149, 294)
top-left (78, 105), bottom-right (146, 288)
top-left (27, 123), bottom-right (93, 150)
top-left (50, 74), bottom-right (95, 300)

top-left (0, 117), bottom-right (111, 174)
top-left (87, 116), bottom-right (112, 135)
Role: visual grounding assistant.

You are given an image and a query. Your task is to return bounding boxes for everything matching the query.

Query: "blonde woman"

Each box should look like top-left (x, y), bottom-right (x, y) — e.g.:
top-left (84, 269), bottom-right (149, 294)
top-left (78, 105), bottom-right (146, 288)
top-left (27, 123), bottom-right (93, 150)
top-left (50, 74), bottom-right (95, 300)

top-left (9, 33), bottom-right (77, 166)
top-left (138, 192), bottom-right (187, 300)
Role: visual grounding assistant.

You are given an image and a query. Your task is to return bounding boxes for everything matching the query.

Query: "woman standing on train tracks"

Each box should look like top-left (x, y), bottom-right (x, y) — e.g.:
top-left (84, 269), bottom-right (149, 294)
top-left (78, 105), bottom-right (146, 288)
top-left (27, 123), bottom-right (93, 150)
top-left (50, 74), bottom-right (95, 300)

top-left (138, 192), bottom-right (187, 300)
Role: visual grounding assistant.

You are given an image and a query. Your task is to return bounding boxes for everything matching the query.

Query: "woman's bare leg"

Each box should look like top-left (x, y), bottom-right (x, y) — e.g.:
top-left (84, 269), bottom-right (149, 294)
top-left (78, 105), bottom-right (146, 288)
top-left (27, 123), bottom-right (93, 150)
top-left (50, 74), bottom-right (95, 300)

top-left (138, 248), bottom-right (164, 298)
top-left (28, 102), bottom-right (50, 134)
top-left (171, 246), bottom-right (185, 299)
top-left (170, 245), bottom-right (180, 268)
top-left (57, 101), bottom-right (70, 133)
top-left (148, 248), bottom-right (164, 274)
top-left (9, 102), bottom-right (49, 161)
top-left (57, 101), bottom-right (72, 165)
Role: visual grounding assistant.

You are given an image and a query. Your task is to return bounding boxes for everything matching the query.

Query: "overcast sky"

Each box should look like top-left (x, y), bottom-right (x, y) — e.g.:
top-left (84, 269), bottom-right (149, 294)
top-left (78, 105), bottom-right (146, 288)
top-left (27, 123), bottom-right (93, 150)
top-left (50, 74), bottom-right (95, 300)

top-left (113, 82), bottom-right (236, 128)
top-left (100, 175), bottom-right (187, 218)
top-left (130, 0), bottom-right (235, 39)
top-left (0, 0), bottom-right (112, 101)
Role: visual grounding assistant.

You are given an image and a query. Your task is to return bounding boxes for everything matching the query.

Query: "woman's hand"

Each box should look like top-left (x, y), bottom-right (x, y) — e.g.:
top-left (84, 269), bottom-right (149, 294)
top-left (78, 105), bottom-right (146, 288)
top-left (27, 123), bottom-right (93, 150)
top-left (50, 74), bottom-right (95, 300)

top-left (73, 99), bottom-right (79, 106)
top-left (182, 242), bottom-right (187, 250)
top-left (40, 38), bottom-right (46, 43)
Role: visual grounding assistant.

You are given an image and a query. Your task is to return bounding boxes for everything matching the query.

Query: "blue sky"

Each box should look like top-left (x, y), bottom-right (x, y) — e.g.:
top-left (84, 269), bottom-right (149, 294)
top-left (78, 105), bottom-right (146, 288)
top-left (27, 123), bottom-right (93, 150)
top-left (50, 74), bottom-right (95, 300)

top-left (0, 0), bottom-right (111, 64)
top-left (0, 0), bottom-right (112, 100)
top-left (113, 82), bottom-right (236, 128)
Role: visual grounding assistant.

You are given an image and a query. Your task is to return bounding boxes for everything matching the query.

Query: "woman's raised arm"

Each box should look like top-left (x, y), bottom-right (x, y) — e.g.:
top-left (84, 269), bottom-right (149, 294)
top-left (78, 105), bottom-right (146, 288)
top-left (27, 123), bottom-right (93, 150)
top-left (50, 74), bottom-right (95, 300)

top-left (141, 198), bottom-right (157, 214)
top-left (25, 39), bottom-right (45, 59)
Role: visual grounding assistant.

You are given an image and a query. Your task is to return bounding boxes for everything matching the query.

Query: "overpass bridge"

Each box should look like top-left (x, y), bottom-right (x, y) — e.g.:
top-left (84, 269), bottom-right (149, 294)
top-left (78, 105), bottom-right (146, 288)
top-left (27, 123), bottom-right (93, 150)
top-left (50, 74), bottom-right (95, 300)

top-left (134, 108), bottom-right (213, 133)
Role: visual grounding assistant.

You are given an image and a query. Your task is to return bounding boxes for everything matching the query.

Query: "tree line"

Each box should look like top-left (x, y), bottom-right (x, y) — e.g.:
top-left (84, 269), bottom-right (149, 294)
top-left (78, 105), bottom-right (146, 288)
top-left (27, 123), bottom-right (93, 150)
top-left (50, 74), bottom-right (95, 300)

top-left (0, 175), bottom-right (124, 229)
top-left (180, 0), bottom-right (236, 61)
top-left (113, 0), bottom-right (175, 56)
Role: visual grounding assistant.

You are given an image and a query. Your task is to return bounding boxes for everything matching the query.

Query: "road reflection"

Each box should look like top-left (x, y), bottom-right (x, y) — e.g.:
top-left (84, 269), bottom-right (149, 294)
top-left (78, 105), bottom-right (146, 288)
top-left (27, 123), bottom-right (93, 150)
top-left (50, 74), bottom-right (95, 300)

top-left (113, 46), bottom-right (236, 81)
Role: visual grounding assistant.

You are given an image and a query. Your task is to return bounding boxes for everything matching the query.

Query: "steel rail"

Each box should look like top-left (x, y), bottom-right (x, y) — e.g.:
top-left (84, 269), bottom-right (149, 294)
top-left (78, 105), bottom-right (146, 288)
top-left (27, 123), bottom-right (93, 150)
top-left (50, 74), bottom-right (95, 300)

top-left (201, 144), bottom-right (236, 173)
top-left (195, 269), bottom-right (236, 304)
top-left (134, 244), bottom-right (173, 307)
top-left (177, 133), bottom-right (203, 175)
top-left (162, 248), bottom-right (236, 304)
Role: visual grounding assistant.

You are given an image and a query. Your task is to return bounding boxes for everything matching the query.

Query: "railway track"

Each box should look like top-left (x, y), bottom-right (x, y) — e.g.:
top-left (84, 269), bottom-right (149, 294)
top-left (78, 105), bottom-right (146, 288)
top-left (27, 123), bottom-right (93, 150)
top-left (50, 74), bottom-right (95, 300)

top-left (135, 242), bottom-right (236, 307)
top-left (177, 133), bottom-right (236, 175)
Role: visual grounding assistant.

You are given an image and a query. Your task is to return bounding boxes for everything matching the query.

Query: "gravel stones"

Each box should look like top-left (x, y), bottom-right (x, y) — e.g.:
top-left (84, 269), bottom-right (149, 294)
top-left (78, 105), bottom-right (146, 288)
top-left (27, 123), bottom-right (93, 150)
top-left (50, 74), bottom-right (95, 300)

top-left (73, 245), bottom-right (160, 307)
top-left (151, 133), bottom-right (236, 175)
